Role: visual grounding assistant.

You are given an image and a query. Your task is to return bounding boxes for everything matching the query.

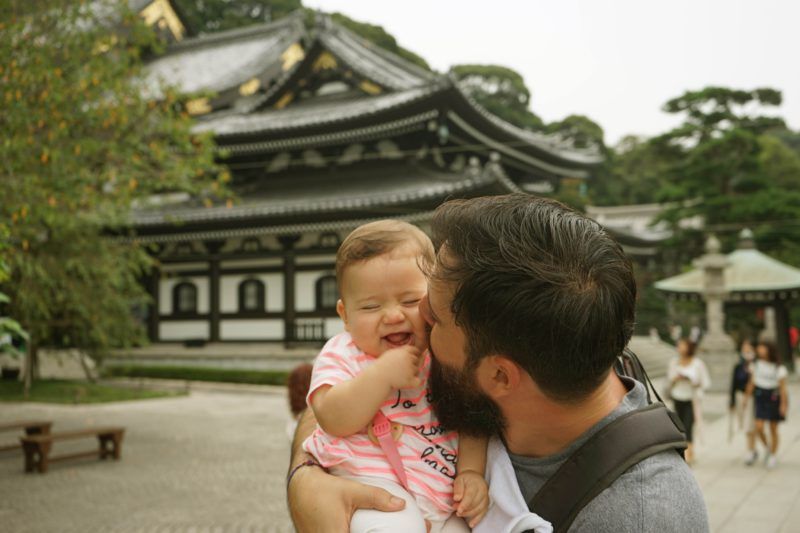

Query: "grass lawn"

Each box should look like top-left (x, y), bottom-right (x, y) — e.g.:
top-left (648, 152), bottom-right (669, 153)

top-left (103, 365), bottom-right (290, 386)
top-left (0, 379), bottom-right (184, 404)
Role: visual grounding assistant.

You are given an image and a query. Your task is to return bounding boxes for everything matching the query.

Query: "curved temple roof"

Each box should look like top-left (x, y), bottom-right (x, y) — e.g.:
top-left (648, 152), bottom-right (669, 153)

top-left (142, 13), bottom-right (304, 98)
top-left (317, 16), bottom-right (436, 90)
top-left (131, 157), bottom-right (519, 229)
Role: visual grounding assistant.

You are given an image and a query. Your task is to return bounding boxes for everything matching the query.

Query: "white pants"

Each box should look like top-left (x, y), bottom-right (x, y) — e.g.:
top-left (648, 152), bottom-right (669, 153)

top-left (346, 475), bottom-right (470, 533)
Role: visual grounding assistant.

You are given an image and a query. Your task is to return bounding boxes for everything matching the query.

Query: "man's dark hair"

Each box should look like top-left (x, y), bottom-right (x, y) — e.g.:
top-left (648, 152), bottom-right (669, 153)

top-left (431, 193), bottom-right (637, 402)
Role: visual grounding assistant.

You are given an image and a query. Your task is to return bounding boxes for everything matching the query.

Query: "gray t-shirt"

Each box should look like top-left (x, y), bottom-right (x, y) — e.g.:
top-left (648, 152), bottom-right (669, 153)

top-left (508, 379), bottom-right (709, 532)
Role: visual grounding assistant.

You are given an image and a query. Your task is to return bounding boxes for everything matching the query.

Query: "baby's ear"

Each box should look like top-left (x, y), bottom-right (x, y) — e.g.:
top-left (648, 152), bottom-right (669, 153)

top-left (336, 299), bottom-right (348, 329)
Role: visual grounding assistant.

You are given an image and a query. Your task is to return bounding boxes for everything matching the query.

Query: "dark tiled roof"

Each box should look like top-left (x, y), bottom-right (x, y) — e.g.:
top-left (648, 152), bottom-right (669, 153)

top-left (142, 13), bottom-right (305, 98)
top-left (193, 83), bottom-right (444, 137)
top-left (447, 79), bottom-right (603, 167)
top-left (318, 15), bottom-right (435, 90)
top-left (131, 159), bottom-right (517, 227)
top-left (124, 211), bottom-right (438, 244)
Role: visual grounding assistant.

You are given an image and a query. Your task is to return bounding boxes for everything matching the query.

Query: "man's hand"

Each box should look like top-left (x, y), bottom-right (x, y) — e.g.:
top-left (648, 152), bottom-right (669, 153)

top-left (288, 463), bottom-right (406, 532)
top-left (376, 346), bottom-right (423, 390)
top-left (453, 470), bottom-right (490, 528)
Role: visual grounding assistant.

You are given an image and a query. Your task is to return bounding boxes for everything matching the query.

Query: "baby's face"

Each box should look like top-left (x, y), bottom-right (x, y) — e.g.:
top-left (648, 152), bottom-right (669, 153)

top-left (337, 248), bottom-right (429, 356)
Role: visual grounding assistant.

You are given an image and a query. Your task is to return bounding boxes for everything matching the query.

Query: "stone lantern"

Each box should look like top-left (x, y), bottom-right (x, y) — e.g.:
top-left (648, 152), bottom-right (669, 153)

top-left (693, 235), bottom-right (736, 389)
top-left (655, 229), bottom-right (800, 390)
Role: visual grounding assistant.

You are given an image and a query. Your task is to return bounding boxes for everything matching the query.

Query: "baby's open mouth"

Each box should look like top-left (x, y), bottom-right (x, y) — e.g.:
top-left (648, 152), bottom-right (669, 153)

top-left (384, 332), bottom-right (413, 346)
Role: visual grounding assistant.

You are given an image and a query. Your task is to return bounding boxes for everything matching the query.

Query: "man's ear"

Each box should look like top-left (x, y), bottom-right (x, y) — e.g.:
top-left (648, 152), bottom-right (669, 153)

top-left (477, 356), bottom-right (521, 399)
top-left (336, 299), bottom-right (348, 330)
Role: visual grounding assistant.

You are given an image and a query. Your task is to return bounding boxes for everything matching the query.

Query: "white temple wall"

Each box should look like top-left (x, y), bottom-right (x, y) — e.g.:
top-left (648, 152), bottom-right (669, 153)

top-left (159, 321), bottom-right (209, 340)
top-left (325, 318), bottom-right (345, 337)
top-left (220, 319), bottom-right (284, 340)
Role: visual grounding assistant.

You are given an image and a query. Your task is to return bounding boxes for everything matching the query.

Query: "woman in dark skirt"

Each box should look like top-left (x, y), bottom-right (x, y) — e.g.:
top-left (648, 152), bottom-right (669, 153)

top-left (745, 341), bottom-right (789, 469)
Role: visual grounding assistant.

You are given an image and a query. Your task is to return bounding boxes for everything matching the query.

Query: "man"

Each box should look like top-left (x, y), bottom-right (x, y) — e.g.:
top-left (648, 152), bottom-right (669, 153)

top-left (288, 194), bottom-right (708, 532)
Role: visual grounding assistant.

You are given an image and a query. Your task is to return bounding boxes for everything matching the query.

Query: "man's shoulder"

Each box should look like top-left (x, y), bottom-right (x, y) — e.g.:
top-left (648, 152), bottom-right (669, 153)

top-left (570, 450), bottom-right (708, 532)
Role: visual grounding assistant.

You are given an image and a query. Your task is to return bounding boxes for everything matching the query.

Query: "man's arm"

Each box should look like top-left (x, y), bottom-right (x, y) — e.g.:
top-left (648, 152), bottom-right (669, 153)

top-left (287, 409), bottom-right (406, 532)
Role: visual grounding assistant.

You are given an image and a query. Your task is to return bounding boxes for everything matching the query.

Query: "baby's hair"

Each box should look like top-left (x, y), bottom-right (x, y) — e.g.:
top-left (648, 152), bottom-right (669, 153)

top-left (287, 363), bottom-right (313, 417)
top-left (336, 220), bottom-right (434, 292)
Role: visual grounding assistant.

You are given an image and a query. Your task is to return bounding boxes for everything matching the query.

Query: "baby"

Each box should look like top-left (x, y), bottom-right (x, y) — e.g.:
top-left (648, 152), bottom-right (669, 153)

top-left (303, 220), bottom-right (489, 532)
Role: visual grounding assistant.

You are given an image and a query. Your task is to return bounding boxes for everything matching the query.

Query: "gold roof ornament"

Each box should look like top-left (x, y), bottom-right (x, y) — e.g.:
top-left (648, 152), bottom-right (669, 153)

top-left (186, 97), bottom-right (211, 116)
top-left (139, 0), bottom-right (185, 41)
top-left (239, 78), bottom-right (261, 96)
top-left (312, 51), bottom-right (338, 72)
top-left (281, 43), bottom-right (305, 71)
top-left (359, 80), bottom-right (382, 95)
top-left (274, 92), bottom-right (294, 110)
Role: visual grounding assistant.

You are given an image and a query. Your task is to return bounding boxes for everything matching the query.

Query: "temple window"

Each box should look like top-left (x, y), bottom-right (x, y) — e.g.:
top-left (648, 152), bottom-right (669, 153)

top-left (316, 275), bottom-right (338, 311)
top-left (173, 281), bottom-right (198, 315)
top-left (239, 278), bottom-right (265, 312)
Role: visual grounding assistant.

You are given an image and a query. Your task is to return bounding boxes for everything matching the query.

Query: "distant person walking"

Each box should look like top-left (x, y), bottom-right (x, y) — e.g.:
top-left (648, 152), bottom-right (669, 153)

top-left (668, 338), bottom-right (711, 464)
top-left (745, 341), bottom-right (789, 469)
top-left (731, 339), bottom-right (757, 464)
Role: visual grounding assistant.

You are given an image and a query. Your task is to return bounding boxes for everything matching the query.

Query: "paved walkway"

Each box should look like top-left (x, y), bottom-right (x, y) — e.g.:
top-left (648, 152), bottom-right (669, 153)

top-left (690, 378), bottom-right (800, 533)
top-left (2, 378), bottom-right (800, 532)
top-left (0, 385), bottom-right (295, 533)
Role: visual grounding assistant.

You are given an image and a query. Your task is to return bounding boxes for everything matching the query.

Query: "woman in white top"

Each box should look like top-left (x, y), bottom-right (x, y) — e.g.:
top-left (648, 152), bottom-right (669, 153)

top-left (668, 338), bottom-right (711, 464)
top-left (745, 341), bottom-right (789, 469)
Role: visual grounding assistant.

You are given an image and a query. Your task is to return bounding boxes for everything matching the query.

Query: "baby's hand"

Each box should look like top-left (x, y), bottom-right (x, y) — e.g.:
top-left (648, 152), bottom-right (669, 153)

top-left (377, 346), bottom-right (423, 390)
top-left (453, 470), bottom-right (490, 528)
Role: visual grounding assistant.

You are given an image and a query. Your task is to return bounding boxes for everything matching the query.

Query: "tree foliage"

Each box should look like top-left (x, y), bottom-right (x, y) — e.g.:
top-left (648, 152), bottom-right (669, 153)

top-left (590, 135), bottom-right (670, 206)
top-left (175, 0), bottom-right (302, 34)
top-left (650, 87), bottom-right (800, 264)
top-left (545, 114), bottom-right (605, 150)
top-left (451, 64), bottom-right (544, 131)
top-left (329, 12), bottom-right (430, 70)
top-left (0, 1), bottom-right (227, 377)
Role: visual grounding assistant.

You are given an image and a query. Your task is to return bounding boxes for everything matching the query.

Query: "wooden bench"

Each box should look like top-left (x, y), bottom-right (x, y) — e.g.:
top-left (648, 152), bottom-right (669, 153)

top-left (0, 420), bottom-right (52, 452)
top-left (20, 427), bottom-right (125, 473)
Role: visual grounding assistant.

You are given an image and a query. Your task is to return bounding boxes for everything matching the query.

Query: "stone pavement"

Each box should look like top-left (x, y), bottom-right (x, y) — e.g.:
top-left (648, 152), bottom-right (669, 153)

top-left (2, 378), bottom-right (800, 532)
top-left (689, 377), bottom-right (800, 533)
top-left (0, 386), bottom-right (295, 533)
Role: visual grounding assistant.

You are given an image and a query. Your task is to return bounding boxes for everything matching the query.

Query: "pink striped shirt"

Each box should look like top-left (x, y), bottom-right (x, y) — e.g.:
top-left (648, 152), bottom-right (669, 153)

top-left (302, 332), bottom-right (459, 521)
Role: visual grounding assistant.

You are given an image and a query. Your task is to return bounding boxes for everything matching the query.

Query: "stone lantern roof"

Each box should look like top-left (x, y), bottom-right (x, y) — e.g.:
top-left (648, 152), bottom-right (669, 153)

top-left (654, 229), bottom-right (800, 301)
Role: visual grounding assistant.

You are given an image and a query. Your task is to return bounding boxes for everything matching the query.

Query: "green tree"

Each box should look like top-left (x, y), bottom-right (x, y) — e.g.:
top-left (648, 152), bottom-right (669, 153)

top-left (759, 133), bottom-right (800, 190)
top-left (450, 64), bottom-right (544, 130)
top-left (651, 87), bottom-right (800, 264)
top-left (545, 114), bottom-right (604, 150)
top-left (592, 135), bottom-right (670, 206)
top-left (329, 12), bottom-right (429, 70)
top-left (176, 0), bottom-right (302, 33)
top-left (1, 1), bottom-right (228, 393)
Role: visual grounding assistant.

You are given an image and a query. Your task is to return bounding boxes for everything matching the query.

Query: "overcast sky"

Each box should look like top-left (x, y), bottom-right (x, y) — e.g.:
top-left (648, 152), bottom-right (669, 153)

top-left (304, 0), bottom-right (799, 146)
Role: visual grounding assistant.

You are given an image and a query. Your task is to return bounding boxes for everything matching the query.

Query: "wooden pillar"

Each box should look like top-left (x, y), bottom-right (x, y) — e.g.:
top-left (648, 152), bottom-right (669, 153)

top-left (148, 267), bottom-right (160, 342)
top-left (205, 240), bottom-right (225, 343)
top-left (773, 301), bottom-right (794, 372)
top-left (209, 259), bottom-right (220, 342)
top-left (279, 235), bottom-right (301, 347)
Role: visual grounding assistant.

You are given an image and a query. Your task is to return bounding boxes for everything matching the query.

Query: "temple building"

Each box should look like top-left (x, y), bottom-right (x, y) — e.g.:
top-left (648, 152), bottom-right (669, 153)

top-left (129, 7), bottom-right (603, 346)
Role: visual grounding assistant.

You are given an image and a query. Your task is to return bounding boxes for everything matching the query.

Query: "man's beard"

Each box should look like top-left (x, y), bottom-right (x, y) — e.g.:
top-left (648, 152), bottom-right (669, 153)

top-left (428, 355), bottom-right (506, 438)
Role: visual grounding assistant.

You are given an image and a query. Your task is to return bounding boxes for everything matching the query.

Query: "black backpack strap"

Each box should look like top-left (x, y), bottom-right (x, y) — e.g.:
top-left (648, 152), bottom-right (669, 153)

top-left (526, 403), bottom-right (687, 533)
